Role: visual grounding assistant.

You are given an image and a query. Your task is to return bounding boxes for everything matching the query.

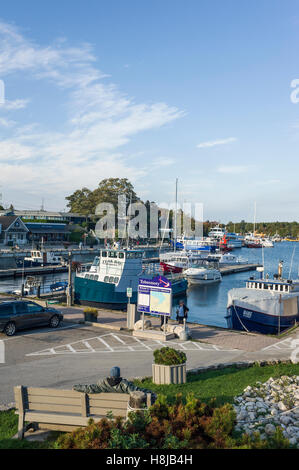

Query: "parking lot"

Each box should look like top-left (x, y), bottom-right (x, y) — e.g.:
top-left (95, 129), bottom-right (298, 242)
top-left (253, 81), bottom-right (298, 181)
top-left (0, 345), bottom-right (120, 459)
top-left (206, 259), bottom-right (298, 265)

top-left (0, 320), bottom-right (243, 405)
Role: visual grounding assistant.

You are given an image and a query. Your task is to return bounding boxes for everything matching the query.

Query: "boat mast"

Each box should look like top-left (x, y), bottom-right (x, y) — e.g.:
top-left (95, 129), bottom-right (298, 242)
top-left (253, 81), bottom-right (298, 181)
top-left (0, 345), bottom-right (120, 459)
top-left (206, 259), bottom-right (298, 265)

top-left (174, 178), bottom-right (178, 253)
top-left (253, 201), bottom-right (257, 236)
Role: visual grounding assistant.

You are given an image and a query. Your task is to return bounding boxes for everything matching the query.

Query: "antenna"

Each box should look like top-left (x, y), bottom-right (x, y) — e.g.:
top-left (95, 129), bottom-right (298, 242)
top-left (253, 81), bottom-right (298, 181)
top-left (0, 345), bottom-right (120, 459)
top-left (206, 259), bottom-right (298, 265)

top-left (288, 245), bottom-right (296, 279)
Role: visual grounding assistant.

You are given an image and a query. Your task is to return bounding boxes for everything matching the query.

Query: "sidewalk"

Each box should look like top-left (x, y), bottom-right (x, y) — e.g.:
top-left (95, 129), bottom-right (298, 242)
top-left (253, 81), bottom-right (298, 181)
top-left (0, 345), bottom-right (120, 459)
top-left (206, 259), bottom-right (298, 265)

top-left (60, 305), bottom-right (284, 353)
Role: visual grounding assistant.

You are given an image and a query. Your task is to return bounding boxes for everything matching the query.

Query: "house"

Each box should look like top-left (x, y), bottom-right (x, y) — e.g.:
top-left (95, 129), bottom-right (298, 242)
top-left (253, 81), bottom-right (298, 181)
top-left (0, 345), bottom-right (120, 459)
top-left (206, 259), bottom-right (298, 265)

top-left (0, 210), bottom-right (87, 225)
top-left (25, 223), bottom-right (70, 244)
top-left (0, 216), bottom-right (29, 246)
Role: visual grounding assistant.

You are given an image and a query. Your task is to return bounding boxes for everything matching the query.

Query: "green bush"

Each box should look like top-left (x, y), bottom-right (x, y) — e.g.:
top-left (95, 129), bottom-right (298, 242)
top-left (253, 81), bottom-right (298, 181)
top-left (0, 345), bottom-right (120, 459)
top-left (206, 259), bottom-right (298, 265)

top-left (153, 347), bottom-right (186, 366)
top-left (83, 307), bottom-right (98, 317)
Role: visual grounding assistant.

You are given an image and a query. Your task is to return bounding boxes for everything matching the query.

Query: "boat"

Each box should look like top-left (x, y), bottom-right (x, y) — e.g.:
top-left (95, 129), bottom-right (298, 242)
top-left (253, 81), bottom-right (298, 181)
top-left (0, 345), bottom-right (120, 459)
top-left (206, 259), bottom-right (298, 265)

top-left (226, 263), bottom-right (299, 334)
top-left (260, 238), bottom-right (274, 248)
top-left (217, 253), bottom-right (248, 265)
top-left (74, 248), bottom-right (188, 309)
top-left (159, 251), bottom-right (205, 273)
top-left (224, 232), bottom-right (243, 249)
top-left (208, 225), bottom-right (226, 240)
top-left (244, 239), bottom-right (262, 248)
top-left (18, 249), bottom-right (62, 267)
top-left (13, 276), bottom-right (67, 296)
top-left (183, 264), bottom-right (222, 286)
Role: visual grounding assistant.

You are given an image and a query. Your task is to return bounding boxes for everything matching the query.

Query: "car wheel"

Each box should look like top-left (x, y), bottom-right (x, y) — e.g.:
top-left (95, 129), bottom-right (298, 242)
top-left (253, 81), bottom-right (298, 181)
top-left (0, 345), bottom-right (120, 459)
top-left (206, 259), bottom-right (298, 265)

top-left (49, 315), bottom-right (60, 328)
top-left (4, 322), bottom-right (16, 336)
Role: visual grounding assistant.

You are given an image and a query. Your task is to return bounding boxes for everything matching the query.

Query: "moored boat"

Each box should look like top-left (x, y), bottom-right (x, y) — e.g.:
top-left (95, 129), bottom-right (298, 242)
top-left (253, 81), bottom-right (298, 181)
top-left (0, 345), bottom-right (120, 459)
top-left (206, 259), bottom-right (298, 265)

top-left (226, 265), bottom-right (299, 334)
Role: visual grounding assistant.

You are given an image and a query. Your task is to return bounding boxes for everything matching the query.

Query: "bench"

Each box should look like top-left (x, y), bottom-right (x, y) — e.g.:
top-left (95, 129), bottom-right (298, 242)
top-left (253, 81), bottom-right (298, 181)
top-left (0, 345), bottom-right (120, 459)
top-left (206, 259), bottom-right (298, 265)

top-left (14, 385), bottom-right (151, 439)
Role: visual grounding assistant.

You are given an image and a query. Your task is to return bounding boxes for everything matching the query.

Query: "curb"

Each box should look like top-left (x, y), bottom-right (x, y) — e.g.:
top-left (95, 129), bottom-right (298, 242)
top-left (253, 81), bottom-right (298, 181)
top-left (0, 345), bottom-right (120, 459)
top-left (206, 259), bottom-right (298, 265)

top-left (84, 321), bottom-right (124, 331)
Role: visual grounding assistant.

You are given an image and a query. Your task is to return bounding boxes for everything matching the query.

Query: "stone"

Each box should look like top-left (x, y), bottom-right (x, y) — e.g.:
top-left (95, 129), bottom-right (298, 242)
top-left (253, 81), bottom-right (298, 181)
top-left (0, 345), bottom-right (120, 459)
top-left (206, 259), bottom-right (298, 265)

top-left (265, 424), bottom-right (276, 435)
top-left (134, 319), bottom-right (152, 330)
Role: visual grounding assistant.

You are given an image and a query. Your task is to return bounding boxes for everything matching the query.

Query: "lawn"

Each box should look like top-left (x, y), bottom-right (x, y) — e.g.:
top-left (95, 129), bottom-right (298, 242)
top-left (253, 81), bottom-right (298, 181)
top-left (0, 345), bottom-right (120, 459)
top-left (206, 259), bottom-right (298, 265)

top-left (134, 362), bottom-right (299, 406)
top-left (1, 362), bottom-right (298, 449)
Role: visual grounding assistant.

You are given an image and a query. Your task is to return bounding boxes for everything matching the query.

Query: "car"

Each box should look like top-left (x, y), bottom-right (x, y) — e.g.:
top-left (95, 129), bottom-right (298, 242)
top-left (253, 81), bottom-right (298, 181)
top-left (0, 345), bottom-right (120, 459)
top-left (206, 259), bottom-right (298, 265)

top-left (0, 300), bottom-right (64, 336)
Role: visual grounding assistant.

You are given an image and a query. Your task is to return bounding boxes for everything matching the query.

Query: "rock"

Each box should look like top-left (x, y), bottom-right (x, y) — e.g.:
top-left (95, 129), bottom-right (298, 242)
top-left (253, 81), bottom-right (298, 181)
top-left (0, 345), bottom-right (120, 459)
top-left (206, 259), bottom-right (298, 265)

top-left (278, 402), bottom-right (288, 411)
top-left (280, 416), bottom-right (292, 426)
top-left (134, 319), bottom-right (152, 330)
top-left (265, 424), bottom-right (276, 435)
top-left (289, 437), bottom-right (298, 446)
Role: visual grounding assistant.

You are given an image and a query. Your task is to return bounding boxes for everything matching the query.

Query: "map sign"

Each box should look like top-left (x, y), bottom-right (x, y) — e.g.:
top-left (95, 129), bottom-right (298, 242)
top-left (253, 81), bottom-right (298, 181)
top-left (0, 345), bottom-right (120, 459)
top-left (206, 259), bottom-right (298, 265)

top-left (137, 276), bottom-right (172, 316)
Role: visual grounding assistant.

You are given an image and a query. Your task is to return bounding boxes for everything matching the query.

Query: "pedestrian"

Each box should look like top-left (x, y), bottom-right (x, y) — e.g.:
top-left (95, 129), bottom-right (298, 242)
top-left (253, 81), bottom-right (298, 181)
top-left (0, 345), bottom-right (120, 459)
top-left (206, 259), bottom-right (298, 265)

top-left (160, 315), bottom-right (169, 328)
top-left (176, 300), bottom-right (189, 325)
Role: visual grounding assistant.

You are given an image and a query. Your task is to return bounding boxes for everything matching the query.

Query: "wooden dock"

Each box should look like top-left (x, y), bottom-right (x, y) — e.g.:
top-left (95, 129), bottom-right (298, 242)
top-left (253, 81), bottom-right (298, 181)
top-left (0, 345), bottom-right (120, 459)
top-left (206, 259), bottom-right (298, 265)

top-left (219, 263), bottom-right (262, 275)
top-left (0, 265), bottom-right (68, 279)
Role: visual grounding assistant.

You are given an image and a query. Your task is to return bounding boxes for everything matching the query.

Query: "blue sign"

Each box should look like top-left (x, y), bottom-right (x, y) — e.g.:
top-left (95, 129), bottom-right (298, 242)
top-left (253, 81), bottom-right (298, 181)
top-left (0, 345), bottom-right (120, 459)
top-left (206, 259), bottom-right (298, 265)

top-left (137, 276), bottom-right (172, 316)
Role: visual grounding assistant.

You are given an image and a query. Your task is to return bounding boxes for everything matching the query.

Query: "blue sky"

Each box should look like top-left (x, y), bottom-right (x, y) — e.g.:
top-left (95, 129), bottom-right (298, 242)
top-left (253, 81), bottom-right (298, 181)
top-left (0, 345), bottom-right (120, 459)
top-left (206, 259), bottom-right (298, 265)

top-left (0, 0), bottom-right (298, 222)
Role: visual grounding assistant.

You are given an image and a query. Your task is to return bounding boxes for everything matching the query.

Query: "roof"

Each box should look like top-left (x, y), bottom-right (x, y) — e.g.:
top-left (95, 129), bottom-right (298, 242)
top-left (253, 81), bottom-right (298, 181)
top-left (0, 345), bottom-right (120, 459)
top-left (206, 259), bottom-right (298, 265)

top-left (0, 216), bottom-right (28, 231)
top-left (25, 223), bottom-right (70, 234)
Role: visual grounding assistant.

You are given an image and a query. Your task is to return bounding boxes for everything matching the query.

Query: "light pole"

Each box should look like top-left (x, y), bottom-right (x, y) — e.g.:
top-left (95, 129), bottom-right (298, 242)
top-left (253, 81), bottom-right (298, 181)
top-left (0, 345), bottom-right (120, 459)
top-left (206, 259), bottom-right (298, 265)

top-left (67, 251), bottom-right (73, 307)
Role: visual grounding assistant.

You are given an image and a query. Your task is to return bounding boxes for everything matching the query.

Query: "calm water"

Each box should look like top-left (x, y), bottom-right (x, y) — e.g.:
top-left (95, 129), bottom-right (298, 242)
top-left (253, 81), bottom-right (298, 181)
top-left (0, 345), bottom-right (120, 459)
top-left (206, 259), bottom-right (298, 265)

top-left (0, 242), bottom-right (298, 328)
top-left (171, 242), bottom-right (299, 328)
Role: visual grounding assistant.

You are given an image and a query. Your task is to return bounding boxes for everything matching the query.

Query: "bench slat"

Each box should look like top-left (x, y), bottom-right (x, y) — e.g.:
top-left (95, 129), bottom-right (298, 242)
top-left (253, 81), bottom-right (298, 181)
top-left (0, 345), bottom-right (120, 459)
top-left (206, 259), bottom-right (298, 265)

top-left (24, 412), bottom-right (90, 426)
top-left (27, 403), bottom-right (82, 414)
top-left (88, 393), bottom-right (130, 402)
top-left (89, 408), bottom-right (127, 418)
top-left (27, 387), bottom-right (81, 398)
top-left (27, 396), bottom-right (82, 406)
top-left (89, 398), bottom-right (129, 409)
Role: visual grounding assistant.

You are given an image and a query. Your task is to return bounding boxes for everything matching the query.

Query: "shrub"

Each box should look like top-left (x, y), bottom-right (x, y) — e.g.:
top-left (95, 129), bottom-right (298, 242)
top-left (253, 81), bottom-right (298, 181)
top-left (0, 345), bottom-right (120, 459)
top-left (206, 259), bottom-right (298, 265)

top-left (83, 307), bottom-right (98, 317)
top-left (153, 347), bottom-right (186, 366)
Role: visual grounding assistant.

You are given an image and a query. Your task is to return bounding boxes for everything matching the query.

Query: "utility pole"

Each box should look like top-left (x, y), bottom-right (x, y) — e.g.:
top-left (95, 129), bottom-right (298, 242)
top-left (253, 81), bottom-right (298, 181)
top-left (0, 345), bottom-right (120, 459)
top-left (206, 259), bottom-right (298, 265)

top-left (67, 251), bottom-right (73, 307)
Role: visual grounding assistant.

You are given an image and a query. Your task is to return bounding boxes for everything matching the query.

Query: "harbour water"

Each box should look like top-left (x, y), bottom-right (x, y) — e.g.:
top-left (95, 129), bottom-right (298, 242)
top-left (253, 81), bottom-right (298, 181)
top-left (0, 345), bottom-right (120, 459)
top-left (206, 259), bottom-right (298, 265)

top-left (0, 242), bottom-right (298, 329)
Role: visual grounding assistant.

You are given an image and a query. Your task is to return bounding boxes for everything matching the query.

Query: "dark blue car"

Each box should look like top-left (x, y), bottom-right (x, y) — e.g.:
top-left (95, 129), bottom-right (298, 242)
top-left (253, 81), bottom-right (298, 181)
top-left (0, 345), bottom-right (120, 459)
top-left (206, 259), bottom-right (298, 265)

top-left (0, 300), bottom-right (63, 336)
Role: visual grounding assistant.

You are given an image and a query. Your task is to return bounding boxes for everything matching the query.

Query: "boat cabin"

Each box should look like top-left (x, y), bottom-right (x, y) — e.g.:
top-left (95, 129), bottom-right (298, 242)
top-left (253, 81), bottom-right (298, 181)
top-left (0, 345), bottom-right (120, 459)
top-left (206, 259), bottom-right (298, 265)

top-left (246, 279), bottom-right (299, 294)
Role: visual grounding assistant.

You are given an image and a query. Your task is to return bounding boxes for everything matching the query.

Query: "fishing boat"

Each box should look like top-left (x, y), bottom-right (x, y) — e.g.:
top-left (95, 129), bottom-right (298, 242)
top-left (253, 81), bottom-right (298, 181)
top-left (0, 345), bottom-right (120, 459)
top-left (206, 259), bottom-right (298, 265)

top-left (74, 248), bottom-right (188, 309)
top-left (183, 265), bottom-right (222, 286)
top-left (226, 263), bottom-right (299, 334)
top-left (260, 238), bottom-right (274, 248)
top-left (18, 249), bottom-right (62, 267)
top-left (13, 276), bottom-right (67, 296)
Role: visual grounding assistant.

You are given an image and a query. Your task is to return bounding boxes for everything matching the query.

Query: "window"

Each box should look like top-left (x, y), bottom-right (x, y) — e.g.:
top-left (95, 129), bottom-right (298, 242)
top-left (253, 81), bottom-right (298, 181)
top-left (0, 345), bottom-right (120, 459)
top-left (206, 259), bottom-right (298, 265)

top-left (109, 277), bottom-right (114, 283)
top-left (109, 251), bottom-right (117, 258)
top-left (26, 302), bottom-right (43, 313)
top-left (0, 304), bottom-right (14, 316)
top-left (104, 276), bottom-right (109, 282)
top-left (114, 277), bottom-right (119, 284)
top-left (94, 275), bottom-right (98, 281)
top-left (102, 251), bottom-right (107, 257)
top-left (15, 303), bottom-right (27, 314)
top-left (119, 253), bottom-right (124, 259)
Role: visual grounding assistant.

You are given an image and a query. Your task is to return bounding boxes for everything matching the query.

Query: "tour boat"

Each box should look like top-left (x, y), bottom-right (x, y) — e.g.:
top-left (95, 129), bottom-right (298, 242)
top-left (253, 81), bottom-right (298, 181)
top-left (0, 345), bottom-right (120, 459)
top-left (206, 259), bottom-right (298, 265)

top-left (226, 266), bottom-right (299, 334)
top-left (74, 248), bottom-right (188, 309)
top-left (159, 250), bottom-right (212, 273)
top-left (208, 225), bottom-right (226, 240)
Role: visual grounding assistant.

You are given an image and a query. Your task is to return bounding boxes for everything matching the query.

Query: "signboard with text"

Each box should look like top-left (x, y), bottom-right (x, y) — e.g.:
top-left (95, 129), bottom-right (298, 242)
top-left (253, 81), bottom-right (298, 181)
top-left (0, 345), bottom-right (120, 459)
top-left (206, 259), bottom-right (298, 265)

top-left (137, 276), bottom-right (172, 317)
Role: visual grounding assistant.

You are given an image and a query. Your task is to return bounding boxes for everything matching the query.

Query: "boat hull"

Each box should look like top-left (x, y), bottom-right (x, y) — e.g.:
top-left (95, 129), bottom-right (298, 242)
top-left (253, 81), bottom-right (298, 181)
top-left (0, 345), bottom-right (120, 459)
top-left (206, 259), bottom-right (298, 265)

top-left (74, 276), bottom-right (188, 310)
top-left (226, 305), bottom-right (299, 335)
top-left (160, 262), bottom-right (183, 274)
top-left (187, 277), bottom-right (221, 286)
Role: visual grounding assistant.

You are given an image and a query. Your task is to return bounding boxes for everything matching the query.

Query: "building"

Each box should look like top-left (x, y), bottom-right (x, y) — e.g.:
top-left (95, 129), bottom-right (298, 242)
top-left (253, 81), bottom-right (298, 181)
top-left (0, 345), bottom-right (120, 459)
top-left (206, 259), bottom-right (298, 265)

top-left (0, 216), bottom-right (29, 245)
top-left (0, 209), bottom-right (87, 225)
top-left (25, 223), bottom-right (70, 244)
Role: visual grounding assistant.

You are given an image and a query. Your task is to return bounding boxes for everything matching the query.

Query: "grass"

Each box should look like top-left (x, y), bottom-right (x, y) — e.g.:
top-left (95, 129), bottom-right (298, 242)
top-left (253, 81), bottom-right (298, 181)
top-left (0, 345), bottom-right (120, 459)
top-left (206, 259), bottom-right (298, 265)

top-left (134, 362), bottom-right (299, 407)
top-left (0, 409), bottom-right (58, 449)
top-left (1, 362), bottom-right (298, 449)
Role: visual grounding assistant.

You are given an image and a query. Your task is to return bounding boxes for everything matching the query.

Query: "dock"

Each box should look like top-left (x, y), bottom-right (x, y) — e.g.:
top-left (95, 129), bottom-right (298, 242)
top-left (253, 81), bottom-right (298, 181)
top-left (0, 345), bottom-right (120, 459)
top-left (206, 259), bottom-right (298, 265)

top-left (0, 265), bottom-right (68, 279)
top-left (219, 263), bottom-right (262, 275)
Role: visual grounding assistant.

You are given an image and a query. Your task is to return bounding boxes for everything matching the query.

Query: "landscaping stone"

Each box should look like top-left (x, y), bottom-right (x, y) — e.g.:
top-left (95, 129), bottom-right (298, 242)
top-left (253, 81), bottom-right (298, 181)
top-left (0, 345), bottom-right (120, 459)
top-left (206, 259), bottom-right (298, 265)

top-left (233, 375), bottom-right (299, 448)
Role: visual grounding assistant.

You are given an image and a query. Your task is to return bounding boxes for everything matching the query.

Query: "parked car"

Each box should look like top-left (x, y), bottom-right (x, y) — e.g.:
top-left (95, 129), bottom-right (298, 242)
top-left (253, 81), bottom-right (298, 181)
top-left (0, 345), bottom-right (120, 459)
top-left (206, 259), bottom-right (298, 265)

top-left (0, 300), bottom-right (63, 336)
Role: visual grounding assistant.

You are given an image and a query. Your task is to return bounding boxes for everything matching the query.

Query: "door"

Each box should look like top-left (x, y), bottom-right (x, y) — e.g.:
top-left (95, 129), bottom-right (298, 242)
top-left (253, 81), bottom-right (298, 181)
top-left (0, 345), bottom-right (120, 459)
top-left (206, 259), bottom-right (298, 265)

top-left (25, 302), bottom-right (47, 326)
top-left (13, 302), bottom-right (33, 329)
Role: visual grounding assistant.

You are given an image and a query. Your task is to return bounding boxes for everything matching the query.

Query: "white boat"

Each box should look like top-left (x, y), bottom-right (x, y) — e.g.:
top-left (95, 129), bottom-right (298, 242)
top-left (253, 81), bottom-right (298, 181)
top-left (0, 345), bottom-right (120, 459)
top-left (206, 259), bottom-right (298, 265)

top-left (218, 253), bottom-right (248, 265)
top-left (260, 238), bottom-right (274, 247)
top-left (159, 251), bottom-right (206, 273)
top-left (224, 232), bottom-right (243, 249)
top-left (183, 265), bottom-right (222, 285)
top-left (208, 225), bottom-right (226, 240)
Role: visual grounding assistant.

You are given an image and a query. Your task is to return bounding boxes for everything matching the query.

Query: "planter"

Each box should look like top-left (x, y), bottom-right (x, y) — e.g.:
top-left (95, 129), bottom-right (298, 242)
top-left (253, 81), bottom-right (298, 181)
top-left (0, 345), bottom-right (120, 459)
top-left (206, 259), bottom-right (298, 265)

top-left (84, 313), bottom-right (98, 322)
top-left (152, 363), bottom-right (186, 385)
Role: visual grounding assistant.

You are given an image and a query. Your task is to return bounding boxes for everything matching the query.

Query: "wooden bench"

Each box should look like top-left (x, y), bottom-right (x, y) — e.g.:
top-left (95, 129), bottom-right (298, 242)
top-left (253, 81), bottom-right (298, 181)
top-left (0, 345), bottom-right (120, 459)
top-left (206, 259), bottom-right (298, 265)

top-left (14, 385), bottom-right (150, 439)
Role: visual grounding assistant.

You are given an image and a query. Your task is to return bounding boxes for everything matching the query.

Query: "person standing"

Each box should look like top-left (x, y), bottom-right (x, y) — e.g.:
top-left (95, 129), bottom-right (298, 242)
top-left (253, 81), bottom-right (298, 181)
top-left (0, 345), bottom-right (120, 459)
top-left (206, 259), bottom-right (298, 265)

top-left (176, 300), bottom-right (189, 325)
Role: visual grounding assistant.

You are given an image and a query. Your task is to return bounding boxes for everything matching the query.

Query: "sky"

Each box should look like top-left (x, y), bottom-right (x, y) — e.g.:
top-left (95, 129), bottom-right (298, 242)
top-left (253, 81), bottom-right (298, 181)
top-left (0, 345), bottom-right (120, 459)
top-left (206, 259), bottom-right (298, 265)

top-left (0, 0), bottom-right (298, 222)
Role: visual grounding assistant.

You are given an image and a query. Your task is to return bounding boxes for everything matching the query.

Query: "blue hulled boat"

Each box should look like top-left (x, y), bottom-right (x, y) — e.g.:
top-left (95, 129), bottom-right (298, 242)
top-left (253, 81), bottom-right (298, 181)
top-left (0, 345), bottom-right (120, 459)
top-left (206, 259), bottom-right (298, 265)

top-left (74, 248), bottom-right (187, 310)
top-left (226, 276), bottom-right (299, 335)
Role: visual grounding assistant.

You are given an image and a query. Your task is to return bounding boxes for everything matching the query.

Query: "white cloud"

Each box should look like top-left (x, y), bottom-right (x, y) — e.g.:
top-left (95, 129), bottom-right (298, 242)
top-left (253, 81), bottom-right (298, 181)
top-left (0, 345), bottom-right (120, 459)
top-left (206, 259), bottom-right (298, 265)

top-left (197, 137), bottom-right (237, 149)
top-left (0, 21), bottom-right (184, 207)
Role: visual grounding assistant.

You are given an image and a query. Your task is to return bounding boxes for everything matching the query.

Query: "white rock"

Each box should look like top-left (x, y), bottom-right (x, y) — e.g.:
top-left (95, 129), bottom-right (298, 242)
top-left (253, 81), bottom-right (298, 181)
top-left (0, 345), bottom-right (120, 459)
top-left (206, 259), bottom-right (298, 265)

top-left (134, 319), bottom-right (152, 330)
